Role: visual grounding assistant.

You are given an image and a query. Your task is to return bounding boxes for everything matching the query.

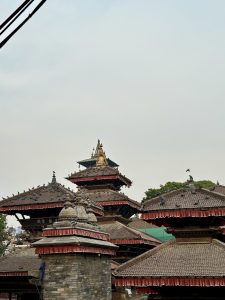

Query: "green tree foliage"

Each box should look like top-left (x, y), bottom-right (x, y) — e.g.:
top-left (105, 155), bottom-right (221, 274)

top-left (143, 180), bottom-right (216, 203)
top-left (0, 214), bottom-right (10, 256)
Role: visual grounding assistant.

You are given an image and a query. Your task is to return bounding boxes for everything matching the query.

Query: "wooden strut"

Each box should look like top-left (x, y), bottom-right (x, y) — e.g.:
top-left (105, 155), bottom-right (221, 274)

top-left (0, 0), bottom-right (47, 49)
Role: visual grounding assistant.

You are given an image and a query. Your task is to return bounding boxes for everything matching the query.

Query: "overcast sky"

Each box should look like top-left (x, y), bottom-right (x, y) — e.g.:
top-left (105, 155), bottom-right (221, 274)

top-left (1, 0), bottom-right (225, 227)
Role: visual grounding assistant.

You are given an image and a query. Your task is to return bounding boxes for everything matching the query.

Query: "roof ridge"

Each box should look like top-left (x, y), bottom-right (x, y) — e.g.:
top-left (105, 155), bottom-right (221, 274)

top-left (114, 240), bottom-right (174, 274)
top-left (142, 188), bottom-right (186, 209)
top-left (121, 224), bottom-right (161, 242)
top-left (202, 188), bottom-right (225, 201)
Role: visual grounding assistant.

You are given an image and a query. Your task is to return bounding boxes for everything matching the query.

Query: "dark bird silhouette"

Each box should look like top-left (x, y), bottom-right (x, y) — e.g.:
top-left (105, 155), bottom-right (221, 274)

top-left (189, 175), bottom-right (194, 182)
top-left (186, 169), bottom-right (190, 172)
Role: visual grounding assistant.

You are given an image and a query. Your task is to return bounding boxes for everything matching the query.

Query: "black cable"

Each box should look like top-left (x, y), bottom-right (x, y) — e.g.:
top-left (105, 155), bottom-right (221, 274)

top-left (0, 0), bottom-right (35, 36)
top-left (0, 0), bottom-right (32, 30)
top-left (0, 0), bottom-right (47, 49)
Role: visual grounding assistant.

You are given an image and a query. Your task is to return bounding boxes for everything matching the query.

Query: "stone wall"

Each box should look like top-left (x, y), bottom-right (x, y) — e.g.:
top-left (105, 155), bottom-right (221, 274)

top-left (42, 253), bottom-right (112, 300)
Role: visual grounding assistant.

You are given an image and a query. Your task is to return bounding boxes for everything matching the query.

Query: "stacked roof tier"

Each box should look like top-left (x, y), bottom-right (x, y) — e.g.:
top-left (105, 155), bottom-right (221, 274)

top-left (115, 186), bottom-right (225, 299)
top-left (78, 189), bottom-right (140, 219)
top-left (66, 141), bottom-right (154, 265)
top-left (142, 188), bottom-right (225, 229)
top-left (0, 173), bottom-right (103, 235)
top-left (78, 139), bottom-right (119, 168)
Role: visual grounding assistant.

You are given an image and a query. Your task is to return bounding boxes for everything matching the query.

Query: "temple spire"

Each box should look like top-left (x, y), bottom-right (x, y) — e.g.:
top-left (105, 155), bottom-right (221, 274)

top-left (96, 143), bottom-right (108, 167)
top-left (94, 139), bottom-right (101, 158)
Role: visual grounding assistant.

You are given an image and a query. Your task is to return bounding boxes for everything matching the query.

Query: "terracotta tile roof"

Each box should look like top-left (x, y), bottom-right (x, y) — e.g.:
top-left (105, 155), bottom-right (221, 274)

top-left (115, 239), bottom-right (225, 278)
top-left (210, 185), bottom-right (225, 195)
top-left (68, 166), bottom-right (120, 177)
top-left (0, 181), bottom-right (75, 208)
top-left (67, 166), bottom-right (132, 185)
top-left (0, 247), bottom-right (40, 276)
top-left (142, 188), bottom-right (225, 211)
top-left (83, 189), bottom-right (140, 209)
top-left (128, 218), bottom-right (157, 229)
top-left (0, 181), bottom-right (103, 214)
top-left (100, 221), bottom-right (161, 245)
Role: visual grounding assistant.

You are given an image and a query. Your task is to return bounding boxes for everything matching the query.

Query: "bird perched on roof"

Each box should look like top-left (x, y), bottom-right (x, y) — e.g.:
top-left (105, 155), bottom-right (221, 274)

top-left (189, 175), bottom-right (194, 182)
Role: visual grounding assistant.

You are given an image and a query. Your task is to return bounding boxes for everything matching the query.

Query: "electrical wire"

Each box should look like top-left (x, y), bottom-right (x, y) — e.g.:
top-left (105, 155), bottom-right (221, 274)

top-left (0, 0), bottom-right (35, 36)
top-left (0, 0), bottom-right (33, 31)
top-left (0, 0), bottom-right (47, 49)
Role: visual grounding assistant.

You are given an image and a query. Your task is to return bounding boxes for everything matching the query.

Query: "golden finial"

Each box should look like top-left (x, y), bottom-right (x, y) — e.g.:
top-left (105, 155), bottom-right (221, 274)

top-left (96, 143), bottom-right (108, 167)
top-left (94, 139), bottom-right (101, 158)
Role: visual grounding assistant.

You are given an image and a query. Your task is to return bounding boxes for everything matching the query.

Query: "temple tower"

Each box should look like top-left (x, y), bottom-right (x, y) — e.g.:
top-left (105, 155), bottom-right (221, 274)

top-left (33, 196), bottom-right (117, 300)
top-left (66, 141), bottom-right (160, 263)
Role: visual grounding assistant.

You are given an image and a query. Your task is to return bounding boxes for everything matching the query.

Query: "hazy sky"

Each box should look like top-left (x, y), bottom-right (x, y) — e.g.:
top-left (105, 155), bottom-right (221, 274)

top-left (1, 0), bottom-right (225, 227)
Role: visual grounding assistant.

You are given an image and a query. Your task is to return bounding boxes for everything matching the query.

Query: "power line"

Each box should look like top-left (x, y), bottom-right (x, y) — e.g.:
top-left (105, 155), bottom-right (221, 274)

top-left (0, 0), bottom-right (47, 49)
top-left (0, 0), bottom-right (35, 36)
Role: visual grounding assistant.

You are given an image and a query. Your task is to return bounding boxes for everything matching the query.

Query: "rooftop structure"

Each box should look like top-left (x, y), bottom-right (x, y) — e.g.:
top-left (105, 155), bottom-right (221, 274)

top-left (67, 141), bottom-right (140, 219)
top-left (0, 246), bottom-right (41, 300)
top-left (66, 141), bottom-right (156, 266)
top-left (99, 221), bottom-right (161, 263)
top-left (78, 139), bottom-right (119, 168)
top-left (142, 187), bottom-right (225, 229)
top-left (0, 172), bottom-right (103, 239)
top-left (67, 141), bottom-right (132, 190)
top-left (115, 185), bottom-right (225, 299)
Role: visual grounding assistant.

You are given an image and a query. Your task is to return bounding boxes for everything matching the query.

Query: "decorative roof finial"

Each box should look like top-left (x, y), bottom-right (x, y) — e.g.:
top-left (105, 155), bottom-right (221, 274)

top-left (96, 143), bottom-right (108, 167)
top-left (52, 171), bottom-right (56, 184)
top-left (94, 139), bottom-right (101, 158)
top-left (91, 147), bottom-right (95, 158)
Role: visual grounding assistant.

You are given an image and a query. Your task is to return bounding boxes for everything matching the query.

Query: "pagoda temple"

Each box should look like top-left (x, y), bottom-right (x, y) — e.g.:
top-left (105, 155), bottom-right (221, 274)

top-left (67, 140), bottom-right (139, 220)
top-left (66, 140), bottom-right (161, 262)
top-left (114, 186), bottom-right (225, 299)
top-left (0, 172), bottom-right (103, 240)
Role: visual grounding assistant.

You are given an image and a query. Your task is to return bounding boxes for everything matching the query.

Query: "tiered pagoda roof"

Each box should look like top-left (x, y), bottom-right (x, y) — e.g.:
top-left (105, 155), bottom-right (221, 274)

top-left (115, 239), bottom-right (225, 287)
top-left (142, 188), bottom-right (225, 221)
top-left (115, 183), bottom-right (225, 298)
top-left (78, 139), bottom-right (119, 168)
top-left (67, 166), bottom-right (132, 189)
top-left (0, 173), bottom-right (103, 217)
top-left (79, 189), bottom-right (140, 219)
top-left (67, 141), bottom-right (140, 219)
top-left (67, 141), bottom-right (132, 190)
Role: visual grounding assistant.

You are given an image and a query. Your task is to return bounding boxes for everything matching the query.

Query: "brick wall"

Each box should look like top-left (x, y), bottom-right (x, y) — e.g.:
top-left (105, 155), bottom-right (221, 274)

top-left (42, 253), bottom-right (112, 300)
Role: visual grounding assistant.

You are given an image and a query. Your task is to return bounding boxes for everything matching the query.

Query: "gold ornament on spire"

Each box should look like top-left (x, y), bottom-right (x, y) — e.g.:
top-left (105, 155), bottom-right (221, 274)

top-left (96, 143), bottom-right (108, 167)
